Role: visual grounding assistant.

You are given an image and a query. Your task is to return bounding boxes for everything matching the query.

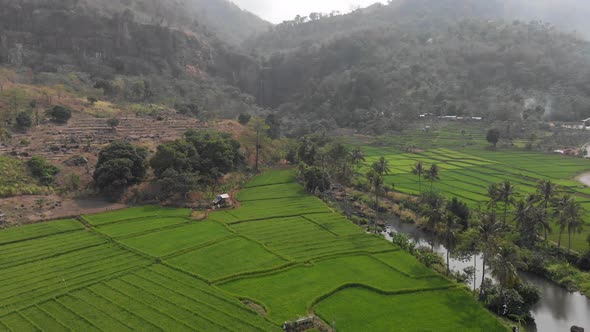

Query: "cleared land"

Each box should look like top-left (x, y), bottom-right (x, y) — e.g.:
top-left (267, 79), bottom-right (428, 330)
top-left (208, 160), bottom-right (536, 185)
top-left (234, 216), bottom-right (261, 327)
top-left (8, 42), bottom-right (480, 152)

top-left (357, 144), bottom-right (590, 252)
top-left (0, 170), bottom-right (505, 331)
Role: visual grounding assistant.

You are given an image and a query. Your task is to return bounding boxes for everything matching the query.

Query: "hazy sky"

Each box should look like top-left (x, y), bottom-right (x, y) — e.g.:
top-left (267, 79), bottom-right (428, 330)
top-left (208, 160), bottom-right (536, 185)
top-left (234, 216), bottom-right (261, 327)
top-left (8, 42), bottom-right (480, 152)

top-left (232, 0), bottom-right (387, 23)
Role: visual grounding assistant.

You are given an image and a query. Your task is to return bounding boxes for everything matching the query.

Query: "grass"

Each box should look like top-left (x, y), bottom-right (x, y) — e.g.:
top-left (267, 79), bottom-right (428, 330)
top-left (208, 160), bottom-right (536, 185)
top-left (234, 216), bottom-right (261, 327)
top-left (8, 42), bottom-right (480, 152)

top-left (0, 168), bottom-right (506, 331)
top-left (166, 236), bottom-right (288, 281)
top-left (0, 218), bottom-right (82, 245)
top-left (220, 255), bottom-right (451, 324)
top-left (119, 221), bottom-right (231, 257)
top-left (0, 155), bottom-right (51, 197)
top-left (83, 206), bottom-right (190, 226)
top-left (356, 142), bottom-right (590, 252)
top-left (96, 216), bottom-right (191, 238)
top-left (315, 288), bottom-right (507, 332)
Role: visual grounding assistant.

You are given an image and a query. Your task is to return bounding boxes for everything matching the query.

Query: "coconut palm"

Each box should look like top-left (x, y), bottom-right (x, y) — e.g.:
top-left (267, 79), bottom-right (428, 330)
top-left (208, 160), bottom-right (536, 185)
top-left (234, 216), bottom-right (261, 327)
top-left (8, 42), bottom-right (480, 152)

top-left (366, 169), bottom-right (384, 210)
top-left (496, 181), bottom-right (517, 225)
top-left (552, 195), bottom-right (570, 248)
top-left (350, 147), bottom-right (365, 171)
top-left (487, 183), bottom-right (500, 210)
top-left (489, 245), bottom-right (526, 298)
top-left (439, 211), bottom-right (461, 275)
top-left (425, 164), bottom-right (440, 192)
top-left (476, 212), bottom-right (504, 296)
top-left (372, 156), bottom-right (391, 177)
top-left (563, 197), bottom-right (585, 252)
top-left (422, 193), bottom-right (446, 250)
top-left (537, 180), bottom-right (558, 240)
top-left (514, 196), bottom-right (544, 248)
top-left (411, 161), bottom-right (425, 194)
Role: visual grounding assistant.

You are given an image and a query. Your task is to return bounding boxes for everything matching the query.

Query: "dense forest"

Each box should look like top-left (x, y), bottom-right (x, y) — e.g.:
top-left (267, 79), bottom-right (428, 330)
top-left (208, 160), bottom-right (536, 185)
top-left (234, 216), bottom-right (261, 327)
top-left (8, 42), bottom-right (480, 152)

top-left (2, 0), bottom-right (590, 134)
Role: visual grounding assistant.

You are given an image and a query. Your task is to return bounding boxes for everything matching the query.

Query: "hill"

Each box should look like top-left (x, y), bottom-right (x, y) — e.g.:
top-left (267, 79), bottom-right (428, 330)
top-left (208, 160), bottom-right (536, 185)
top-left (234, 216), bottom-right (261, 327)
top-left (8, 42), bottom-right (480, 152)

top-left (247, 0), bottom-right (590, 135)
top-left (0, 0), bottom-right (262, 116)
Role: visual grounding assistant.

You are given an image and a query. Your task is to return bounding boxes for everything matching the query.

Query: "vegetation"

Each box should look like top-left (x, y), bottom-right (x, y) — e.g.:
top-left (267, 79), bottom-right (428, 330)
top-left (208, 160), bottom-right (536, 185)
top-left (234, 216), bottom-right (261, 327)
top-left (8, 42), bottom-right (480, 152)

top-left (26, 156), bottom-right (60, 186)
top-left (93, 141), bottom-right (148, 197)
top-left (45, 105), bottom-right (72, 124)
top-left (0, 170), bottom-right (507, 331)
top-left (0, 156), bottom-right (51, 197)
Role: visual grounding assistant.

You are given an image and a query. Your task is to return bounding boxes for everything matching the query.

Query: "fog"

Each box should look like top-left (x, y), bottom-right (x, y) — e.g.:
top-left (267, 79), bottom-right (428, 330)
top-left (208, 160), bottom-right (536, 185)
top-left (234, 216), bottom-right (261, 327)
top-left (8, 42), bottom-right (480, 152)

top-left (231, 0), bottom-right (387, 23)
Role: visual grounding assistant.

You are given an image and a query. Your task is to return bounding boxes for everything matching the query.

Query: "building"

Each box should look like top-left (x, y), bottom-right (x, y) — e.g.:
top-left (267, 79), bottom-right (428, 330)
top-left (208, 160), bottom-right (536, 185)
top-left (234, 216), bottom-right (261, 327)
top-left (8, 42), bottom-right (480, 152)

top-left (212, 194), bottom-right (231, 208)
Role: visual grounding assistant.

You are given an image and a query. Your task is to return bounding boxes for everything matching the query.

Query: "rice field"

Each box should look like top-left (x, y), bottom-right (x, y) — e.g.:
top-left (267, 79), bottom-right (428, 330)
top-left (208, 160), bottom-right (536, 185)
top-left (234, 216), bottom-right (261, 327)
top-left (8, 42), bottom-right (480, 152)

top-left (0, 169), bottom-right (506, 331)
top-left (357, 144), bottom-right (590, 252)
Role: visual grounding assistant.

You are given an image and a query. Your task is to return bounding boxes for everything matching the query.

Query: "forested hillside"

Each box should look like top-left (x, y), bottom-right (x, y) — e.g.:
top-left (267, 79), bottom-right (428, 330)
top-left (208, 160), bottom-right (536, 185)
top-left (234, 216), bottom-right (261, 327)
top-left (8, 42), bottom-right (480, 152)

top-left (0, 0), bottom-right (263, 118)
top-left (248, 0), bottom-right (590, 135)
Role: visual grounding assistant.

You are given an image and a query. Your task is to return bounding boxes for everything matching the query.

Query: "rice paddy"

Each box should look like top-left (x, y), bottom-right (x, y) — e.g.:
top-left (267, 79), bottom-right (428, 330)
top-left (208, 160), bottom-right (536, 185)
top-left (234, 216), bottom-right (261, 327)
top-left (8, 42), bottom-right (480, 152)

top-left (0, 169), bottom-right (506, 331)
top-left (357, 143), bottom-right (590, 252)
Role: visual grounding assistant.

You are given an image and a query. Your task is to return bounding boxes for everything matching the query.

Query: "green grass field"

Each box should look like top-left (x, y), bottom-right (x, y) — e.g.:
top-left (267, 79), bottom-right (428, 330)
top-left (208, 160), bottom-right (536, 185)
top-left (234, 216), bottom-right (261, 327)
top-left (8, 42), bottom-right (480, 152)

top-left (0, 169), bottom-right (506, 331)
top-left (355, 141), bottom-right (590, 252)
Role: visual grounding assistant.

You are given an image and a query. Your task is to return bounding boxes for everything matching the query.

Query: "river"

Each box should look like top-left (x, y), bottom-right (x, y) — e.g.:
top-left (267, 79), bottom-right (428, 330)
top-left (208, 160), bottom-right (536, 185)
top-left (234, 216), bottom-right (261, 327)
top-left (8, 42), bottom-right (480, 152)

top-left (383, 216), bottom-right (590, 332)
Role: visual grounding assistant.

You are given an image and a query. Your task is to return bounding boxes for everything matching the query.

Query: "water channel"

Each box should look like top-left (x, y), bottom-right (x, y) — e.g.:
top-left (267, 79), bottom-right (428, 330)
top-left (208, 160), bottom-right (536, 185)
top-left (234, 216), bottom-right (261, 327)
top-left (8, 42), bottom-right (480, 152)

top-left (383, 216), bottom-right (590, 332)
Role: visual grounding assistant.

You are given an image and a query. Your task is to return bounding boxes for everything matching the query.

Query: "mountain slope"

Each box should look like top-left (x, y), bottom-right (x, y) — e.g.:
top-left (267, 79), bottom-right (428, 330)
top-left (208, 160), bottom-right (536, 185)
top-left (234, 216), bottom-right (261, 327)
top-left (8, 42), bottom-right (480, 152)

top-left (0, 0), bottom-right (261, 116)
top-left (249, 0), bottom-right (590, 135)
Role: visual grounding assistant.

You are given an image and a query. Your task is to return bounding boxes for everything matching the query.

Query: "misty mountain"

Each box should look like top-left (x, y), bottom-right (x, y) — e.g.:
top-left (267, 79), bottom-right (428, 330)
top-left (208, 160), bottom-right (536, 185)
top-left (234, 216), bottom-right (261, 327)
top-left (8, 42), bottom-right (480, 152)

top-left (248, 0), bottom-right (590, 135)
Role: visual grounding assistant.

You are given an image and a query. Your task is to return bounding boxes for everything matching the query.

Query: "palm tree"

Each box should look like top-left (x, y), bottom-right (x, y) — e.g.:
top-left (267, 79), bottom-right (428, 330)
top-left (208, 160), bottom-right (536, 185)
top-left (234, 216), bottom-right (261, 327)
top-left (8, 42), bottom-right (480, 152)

top-left (514, 196), bottom-right (545, 248)
top-left (496, 181), bottom-right (517, 225)
top-left (439, 211), bottom-right (461, 276)
top-left (350, 147), bottom-right (365, 172)
top-left (563, 197), bottom-right (584, 252)
top-left (372, 156), bottom-right (391, 177)
top-left (366, 169), bottom-right (384, 209)
top-left (489, 245), bottom-right (526, 300)
top-left (476, 212), bottom-right (504, 296)
top-left (422, 193), bottom-right (446, 250)
top-left (487, 183), bottom-right (500, 210)
top-left (537, 180), bottom-right (558, 240)
top-left (411, 161), bottom-right (425, 194)
top-left (552, 195), bottom-right (570, 248)
top-left (425, 164), bottom-right (440, 192)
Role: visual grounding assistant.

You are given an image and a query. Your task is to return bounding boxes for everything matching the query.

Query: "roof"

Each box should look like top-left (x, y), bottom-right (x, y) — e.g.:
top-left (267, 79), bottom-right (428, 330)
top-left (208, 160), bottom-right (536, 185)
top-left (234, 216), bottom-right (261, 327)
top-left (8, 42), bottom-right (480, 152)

top-left (583, 118), bottom-right (590, 122)
top-left (218, 194), bottom-right (230, 199)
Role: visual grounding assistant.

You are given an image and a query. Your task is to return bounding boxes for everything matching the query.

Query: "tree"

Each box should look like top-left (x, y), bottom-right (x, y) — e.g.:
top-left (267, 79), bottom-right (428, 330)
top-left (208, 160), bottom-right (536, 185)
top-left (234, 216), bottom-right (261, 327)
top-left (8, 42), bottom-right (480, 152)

top-left (366, 168), bottom-right (384, 233)
top-left (87, 97), bottom-right (98, 105)
top-left (552, 195), bottom-right (570, 248)
top-left (302, 166), bottom-right (331, 193)
top-left (412, 161), bottom-right (425, 194)
top-left (486, 129), bottom-right (500, 148)
top-left (366, 169), bottom-right (384, 209)
top-left (440, 211), bottom-right (461, 275)
top-left (421, 192), bottom-right (446, 249)
top-left (150, 140), bottom-right (199, 177)
top-left (15, 112), bottom-right (32, 130)
top-left (447, 197), bottom-right (470, 229)
top-left (93, 141), bottom-right (148, 197)
top-left (350, 147), bottom-right (365, 171)
top-left (476, 212), bottom-right (504, 296)
top-left (46, 105), bottom-right (72, 124)
top-left (372, 156), bottom-right (391, 177)
top-left (537, 180), bottom-right (558, 240)
top-left (251, 118), bottom-right (268, 172)
top-left (514, 197), bottom-right (543, 248)
top-left (107, 118), bottom-right (120, 130)
top-left (265, 113), bottom-right (281, 139)
top-left (26, 156), bottom-right (60, 186)
top-left (563, 196), bottom-right (585, 252)
top-left (184, 130), bottom-right (244, 176)
top-left (425, 164), bottom-right (440, 191)
top-left (158, 169), bottom-right (199, 199)
top-left (489, 245), bottom-right (525, 297)
top-left (238, 113), bottom-right (251, 125)
top-left (496, 181), bottom-right (517, 225)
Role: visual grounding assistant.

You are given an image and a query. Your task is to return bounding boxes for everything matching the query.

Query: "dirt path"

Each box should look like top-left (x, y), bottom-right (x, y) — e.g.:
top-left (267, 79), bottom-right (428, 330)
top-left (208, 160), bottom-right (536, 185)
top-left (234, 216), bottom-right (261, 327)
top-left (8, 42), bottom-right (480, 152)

top-left (576, 172), bottom-right (590, 187)
top-left (0, 195), bottom-right (126, 226)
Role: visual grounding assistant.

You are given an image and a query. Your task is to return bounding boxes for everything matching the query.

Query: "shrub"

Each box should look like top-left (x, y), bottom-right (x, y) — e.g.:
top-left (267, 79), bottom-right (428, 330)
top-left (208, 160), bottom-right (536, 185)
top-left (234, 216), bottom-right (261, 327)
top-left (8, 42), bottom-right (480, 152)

top-left (107, 117), bottom-right (120, 129)
top-left (15, 112), bottom-right (32, 129)
top-left (238, 113), bottom-right (251, 125)
top-left (26, 156), bottom-right (60, 186)
top-left (46, 105), bottom-right (72, 123)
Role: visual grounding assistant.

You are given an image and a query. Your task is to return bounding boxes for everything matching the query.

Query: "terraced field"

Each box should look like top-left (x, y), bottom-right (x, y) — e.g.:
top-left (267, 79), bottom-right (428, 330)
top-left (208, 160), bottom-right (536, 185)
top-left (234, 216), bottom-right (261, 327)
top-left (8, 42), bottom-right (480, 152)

top-left (0, 169), bottom-right (506, 331)
top-left (359, 145), bottom-right (590, 251)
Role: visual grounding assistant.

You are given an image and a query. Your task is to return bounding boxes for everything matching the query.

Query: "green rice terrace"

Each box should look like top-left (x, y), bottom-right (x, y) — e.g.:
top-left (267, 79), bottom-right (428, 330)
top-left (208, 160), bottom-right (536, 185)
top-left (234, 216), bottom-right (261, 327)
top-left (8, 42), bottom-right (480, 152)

top-left (0, 169), bottom-right (506, 331)
top-left (357, 141), bottom-right (590, 252)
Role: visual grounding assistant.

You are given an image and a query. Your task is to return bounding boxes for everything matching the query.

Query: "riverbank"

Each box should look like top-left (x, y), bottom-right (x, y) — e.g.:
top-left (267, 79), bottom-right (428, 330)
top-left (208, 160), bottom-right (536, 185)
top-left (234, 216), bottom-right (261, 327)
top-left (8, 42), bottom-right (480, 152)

top-left (576, 172), bottom-right (590, 187)
top-left (323, 185), bottom-right (590, 331)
